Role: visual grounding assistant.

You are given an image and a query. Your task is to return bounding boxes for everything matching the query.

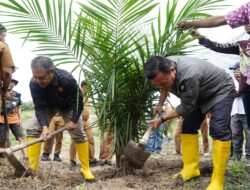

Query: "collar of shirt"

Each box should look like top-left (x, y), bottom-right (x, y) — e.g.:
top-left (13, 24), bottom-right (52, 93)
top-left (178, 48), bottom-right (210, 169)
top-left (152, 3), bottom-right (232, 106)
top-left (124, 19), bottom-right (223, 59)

top-left (168, 57), bottom-right (192, 95)
top-left (51, 71), bottom-right (59, 86)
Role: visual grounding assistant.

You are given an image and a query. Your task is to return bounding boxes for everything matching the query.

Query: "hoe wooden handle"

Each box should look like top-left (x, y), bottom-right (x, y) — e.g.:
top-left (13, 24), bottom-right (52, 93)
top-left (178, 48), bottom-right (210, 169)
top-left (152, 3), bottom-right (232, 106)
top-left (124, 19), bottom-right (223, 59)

top-left (139, 125), bottom-right (153, 145)
top-left (139, 114), bottom-right (159, 145)
top-left (2, 126), bottom-right (68, 155)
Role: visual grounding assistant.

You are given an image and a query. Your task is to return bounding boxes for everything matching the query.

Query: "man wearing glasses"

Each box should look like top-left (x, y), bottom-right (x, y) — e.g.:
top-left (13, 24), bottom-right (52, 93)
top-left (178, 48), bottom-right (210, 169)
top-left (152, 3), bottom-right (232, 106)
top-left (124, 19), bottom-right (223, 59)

top-left (26, 56), bottom-right (94, 180)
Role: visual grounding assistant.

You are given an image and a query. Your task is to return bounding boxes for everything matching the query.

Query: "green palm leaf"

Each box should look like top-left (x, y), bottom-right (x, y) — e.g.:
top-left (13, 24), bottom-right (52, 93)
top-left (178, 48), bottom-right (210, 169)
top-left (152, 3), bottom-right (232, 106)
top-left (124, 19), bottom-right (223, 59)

top-left (138, 0), bottom-right (226, 59)
top-left (0, 0), bottom-right (86, 67)
top-left (78, 0), bottom-right (160, 155)
top-left (0, 0), bottom-right (227, 164)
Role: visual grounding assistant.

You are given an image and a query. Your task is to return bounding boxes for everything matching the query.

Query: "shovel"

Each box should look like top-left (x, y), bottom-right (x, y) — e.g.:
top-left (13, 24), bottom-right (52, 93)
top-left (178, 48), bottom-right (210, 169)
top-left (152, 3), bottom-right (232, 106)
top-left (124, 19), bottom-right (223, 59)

top-left (123, 117), bottom-right (157, 169)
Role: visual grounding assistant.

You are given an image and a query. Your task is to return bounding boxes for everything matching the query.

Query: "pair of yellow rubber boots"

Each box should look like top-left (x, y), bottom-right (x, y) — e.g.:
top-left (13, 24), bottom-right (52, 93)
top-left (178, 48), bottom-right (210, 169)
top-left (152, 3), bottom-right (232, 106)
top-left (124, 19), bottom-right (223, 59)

top-left (27, 138), bottom-right (94, 180)
top-left (177, 134), bottom-right (231, 190)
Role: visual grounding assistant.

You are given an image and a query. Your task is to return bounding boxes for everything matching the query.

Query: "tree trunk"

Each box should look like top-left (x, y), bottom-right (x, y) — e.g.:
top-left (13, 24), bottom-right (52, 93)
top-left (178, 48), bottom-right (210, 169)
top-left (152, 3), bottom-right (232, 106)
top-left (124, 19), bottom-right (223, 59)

top-left (116, 154), bottom-right (135, 176)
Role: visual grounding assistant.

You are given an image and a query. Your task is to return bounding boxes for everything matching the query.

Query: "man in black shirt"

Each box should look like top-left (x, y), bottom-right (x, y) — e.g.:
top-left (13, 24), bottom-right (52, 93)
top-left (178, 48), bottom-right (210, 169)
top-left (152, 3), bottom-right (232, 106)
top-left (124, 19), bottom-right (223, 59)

top-left (27, 56), bottom-right (94, 180)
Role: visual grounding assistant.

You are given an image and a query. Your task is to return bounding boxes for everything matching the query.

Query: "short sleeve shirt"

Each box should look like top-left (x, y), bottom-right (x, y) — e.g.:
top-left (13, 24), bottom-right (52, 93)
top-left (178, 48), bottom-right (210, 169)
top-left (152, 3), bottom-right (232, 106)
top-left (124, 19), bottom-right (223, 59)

top-left (225, 2), bottom-right (250, 28)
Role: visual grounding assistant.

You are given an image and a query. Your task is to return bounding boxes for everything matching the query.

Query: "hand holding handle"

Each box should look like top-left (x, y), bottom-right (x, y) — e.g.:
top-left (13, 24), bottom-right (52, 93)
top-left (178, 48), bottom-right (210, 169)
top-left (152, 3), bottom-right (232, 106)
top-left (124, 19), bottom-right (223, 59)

top-left (6, 126), bottom-right (68, 155)
top-left (139, 114), bottom-right (159, 145)
top-left (139, 124), bottom-right (153, 145)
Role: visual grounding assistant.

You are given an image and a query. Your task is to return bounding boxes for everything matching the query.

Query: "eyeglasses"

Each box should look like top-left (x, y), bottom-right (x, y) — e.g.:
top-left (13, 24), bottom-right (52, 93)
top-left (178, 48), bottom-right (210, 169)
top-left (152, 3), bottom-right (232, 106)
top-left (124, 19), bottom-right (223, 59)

top-left (34, 72), bottom-right (51, 81)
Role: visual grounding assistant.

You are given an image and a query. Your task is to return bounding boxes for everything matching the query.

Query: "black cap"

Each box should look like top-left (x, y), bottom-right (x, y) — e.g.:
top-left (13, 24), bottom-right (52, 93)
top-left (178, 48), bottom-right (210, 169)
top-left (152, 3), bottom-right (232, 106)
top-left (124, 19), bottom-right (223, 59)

top-left (0, 24), bottom-right (6, 32)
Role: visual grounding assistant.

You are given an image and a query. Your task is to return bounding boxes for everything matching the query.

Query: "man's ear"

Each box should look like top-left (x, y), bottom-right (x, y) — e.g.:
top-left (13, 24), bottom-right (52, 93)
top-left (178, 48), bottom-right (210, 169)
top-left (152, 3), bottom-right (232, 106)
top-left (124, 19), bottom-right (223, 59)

top-left (170, 66), bottom-right (176, 73)
top-left (50, 70), bottom-right (55, 76)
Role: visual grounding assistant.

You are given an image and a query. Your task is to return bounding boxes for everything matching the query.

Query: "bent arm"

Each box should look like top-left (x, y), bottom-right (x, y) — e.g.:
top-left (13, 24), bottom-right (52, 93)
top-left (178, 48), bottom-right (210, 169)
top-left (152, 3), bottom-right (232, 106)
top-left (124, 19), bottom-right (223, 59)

top-left (158, 89), bottom-right (168, 106)
top-left (179, 16), bottom-right (226, 30)
top-left (162, 110), bottom-right (179, 121)
top-left (155, 89), bottom-right (168, 113)
top-left (193, 16), bottom-right (227, 28)
top-left (30, 82), bottom-right (49, 128)
top-left (199, 38), bottom-right (239, 55)
top-left (68, 79), bottom-right (83, 123)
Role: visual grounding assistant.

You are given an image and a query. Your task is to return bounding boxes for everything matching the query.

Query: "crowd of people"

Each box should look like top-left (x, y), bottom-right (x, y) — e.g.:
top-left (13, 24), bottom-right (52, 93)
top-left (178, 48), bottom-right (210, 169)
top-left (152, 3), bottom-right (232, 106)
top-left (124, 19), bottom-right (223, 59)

top-left (0, 1), bottom-right (250, 189)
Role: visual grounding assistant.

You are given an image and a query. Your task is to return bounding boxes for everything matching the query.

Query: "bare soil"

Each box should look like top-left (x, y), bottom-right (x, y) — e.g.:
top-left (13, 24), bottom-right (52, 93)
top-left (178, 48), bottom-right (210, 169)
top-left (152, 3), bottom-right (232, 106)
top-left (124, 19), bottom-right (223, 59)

top-left (0, 136), bottom-right (214, 190)
top-left (0, 116), bottom-right (248, 190)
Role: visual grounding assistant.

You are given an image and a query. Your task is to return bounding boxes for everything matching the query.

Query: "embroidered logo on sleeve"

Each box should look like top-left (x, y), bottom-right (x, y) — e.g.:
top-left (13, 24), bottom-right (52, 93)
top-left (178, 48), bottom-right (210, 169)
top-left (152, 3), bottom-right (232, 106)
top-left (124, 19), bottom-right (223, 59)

top-left (179, 82), bottom-right (187, 92)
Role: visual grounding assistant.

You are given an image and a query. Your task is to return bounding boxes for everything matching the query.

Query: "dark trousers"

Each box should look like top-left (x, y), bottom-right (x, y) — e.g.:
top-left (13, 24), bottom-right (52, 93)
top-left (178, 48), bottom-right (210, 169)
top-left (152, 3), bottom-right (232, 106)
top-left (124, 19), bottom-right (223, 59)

top-left (241, 92), bottom-right (250, 129)
top-left (182, 91), bottom-right (234, 141)
top-left (231, 114), bottom-right (250, 159)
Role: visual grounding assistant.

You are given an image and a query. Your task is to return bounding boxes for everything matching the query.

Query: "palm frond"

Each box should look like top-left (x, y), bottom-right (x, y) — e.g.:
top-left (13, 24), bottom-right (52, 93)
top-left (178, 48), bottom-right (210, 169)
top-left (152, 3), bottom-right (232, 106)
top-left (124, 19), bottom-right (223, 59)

top-left (137, 0), bottom-right (226, 59)
top-left (0, 0), bottom-right (86, 66)
top-left (0, 0), bottom-right (227, 159)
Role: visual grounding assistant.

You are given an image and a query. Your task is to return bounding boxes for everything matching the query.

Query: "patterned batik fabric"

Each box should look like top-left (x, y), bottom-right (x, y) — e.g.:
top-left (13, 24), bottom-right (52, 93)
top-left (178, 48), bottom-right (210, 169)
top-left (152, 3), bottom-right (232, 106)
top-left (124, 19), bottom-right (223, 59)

top-left (225, 2), bottom-right (250, 28)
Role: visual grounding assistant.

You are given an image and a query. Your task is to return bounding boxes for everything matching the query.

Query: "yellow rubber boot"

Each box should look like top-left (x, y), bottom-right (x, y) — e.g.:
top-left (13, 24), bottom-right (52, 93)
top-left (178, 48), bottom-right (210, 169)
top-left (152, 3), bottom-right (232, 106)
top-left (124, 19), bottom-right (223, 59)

top-left (76, 142), bottom-right (95, 180)
top-left (27, 137), bottom-right (41, 170)
top-left (175, 134), bottom-right (200, 181)
top-left (207, 140), bottom-right (231, 190)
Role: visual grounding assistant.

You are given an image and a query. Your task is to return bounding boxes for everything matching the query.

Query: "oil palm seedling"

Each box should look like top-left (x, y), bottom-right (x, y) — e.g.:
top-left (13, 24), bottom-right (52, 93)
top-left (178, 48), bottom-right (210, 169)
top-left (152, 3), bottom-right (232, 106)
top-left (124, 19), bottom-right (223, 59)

top-left (0, 0), bottom-right (226, 172)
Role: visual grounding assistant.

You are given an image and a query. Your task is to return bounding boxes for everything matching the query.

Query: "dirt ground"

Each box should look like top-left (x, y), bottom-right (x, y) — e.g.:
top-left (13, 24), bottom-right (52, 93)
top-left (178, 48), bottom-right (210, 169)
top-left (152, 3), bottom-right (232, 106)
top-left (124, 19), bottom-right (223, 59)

top-left (85, 149), bottom-right (214, 190)
top-left (0, 136), bottom-right (213, 189)
top-left (0, 116), bottom-right (249, 190)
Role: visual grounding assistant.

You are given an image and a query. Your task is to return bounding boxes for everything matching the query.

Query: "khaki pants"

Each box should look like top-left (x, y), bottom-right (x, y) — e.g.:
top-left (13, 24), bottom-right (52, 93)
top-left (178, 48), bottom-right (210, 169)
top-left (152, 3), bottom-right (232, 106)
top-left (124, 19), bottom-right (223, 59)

top-left (174, 117), bottom-right (209, 154)
top-left (43, 115), bottom-right (64, 155)
top-left (99, 130), bottom-right (114, 160)
top-left (26, 110), bottom-right (87, 143)
top-left (70, 102), bottom-right (95, 161)
top-left (70, 120), bottom-right (95, 161)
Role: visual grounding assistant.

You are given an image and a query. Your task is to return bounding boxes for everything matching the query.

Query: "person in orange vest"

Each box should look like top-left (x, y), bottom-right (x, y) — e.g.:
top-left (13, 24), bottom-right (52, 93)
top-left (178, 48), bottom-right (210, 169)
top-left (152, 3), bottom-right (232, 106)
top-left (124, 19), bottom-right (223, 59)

top-left (0, 78), bottom-right (27, 159)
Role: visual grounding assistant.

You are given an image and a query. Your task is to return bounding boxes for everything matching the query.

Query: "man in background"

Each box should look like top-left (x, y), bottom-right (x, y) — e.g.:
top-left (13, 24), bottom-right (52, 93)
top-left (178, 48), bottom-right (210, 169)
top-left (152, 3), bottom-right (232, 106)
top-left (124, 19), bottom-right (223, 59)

top-left (69, 80), bottom-right (98, 170)
top-left (229, 62), bottom-right (250, 164)
top-left (0, 23), bottom-right (16, 156)
top-left (41, 113), bottom-right (64, 162)
top-left (0, 78), bottom-right (27, 159)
